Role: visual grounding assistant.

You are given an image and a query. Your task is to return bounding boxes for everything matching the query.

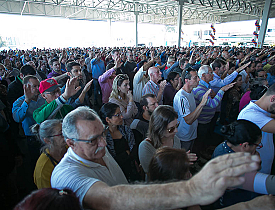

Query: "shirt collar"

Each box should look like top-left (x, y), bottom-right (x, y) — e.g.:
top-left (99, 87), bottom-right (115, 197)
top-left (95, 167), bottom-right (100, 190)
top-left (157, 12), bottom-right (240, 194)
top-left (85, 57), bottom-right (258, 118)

top-left (199, 80), bottom-right (210, 89)
top-left (222, 141), bottom-right (235, 154)
top-left (150, 80), bottom-right (159, 88)
top-left (68, 147), bottom-right (107, 168)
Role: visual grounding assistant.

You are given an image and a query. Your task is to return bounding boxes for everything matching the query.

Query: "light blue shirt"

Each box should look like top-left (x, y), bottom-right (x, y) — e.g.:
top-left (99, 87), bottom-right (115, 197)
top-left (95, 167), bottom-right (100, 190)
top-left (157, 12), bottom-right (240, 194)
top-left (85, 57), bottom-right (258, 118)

top-left (210, 71), bottom-right (238, 93)
top-left (12, 95), bottom-right (45, 136)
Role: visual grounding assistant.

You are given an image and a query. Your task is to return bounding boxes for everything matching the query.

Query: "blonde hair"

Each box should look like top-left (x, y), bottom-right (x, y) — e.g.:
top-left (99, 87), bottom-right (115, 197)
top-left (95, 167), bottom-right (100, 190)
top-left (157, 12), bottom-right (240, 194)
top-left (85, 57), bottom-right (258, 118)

top-left (109, 74), bottom-right (129, 100)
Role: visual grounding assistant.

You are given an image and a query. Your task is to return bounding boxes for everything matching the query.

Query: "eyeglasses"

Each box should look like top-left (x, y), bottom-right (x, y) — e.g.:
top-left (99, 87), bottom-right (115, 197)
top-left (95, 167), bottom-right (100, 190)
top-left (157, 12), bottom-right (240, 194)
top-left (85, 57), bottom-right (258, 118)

top-left (252, 142), bottom-right (263, 149)
top-left (239, 142), bottom-right (263, 149)
top-left (167, 122), bottom-right (180, 133)
top-left (70, 126), bottom-right (109, 146)
top-left (48, 133), bottom-right (63, 138)
top-left (112, 112), bottom-right (122, 117)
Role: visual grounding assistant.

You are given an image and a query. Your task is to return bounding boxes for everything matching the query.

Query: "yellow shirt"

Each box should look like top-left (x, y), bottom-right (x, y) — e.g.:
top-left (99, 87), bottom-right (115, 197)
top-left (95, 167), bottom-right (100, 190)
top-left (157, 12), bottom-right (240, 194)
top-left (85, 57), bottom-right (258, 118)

top-left (34, 150), bottom-right (55, 189)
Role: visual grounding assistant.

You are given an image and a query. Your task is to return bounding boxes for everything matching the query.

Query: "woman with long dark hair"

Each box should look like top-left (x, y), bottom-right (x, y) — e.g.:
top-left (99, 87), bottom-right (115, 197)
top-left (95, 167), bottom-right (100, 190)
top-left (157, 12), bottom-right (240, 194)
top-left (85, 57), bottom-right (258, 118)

top-left (100, 102), bottom-right (140, 182)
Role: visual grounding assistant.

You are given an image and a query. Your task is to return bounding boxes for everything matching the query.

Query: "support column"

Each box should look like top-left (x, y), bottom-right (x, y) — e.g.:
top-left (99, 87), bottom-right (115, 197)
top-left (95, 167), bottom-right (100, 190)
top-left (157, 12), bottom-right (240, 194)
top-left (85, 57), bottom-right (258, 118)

top-left (134, 11), bottom-right (138, 47)
top-left (177, 0), bottom-right (184, 47)
top-left (108, 18), bottom-right (112, 46)
top-left (257, 0), bottom-right (273, 48)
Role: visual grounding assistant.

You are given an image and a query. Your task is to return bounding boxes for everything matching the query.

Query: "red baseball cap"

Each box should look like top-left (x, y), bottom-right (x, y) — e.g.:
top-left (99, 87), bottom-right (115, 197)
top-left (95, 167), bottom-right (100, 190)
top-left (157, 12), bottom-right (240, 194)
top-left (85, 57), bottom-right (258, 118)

top-left (39, 78), bottom-right (61, 94)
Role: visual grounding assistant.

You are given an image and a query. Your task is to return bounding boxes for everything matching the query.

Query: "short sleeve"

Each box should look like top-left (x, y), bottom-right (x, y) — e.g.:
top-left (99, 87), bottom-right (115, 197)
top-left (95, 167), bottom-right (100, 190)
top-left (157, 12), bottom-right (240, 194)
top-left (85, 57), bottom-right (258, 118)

top-left (51, 165), bottom-right (99, 206)
top-left (238, 104), bottom-right (272, 129)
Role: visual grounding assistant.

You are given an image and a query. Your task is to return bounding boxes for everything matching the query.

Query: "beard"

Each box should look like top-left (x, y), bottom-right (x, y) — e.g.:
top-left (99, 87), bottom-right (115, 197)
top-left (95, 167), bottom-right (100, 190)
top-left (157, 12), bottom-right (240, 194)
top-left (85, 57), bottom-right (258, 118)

top-left (148, 109), bottom-right (153, 116)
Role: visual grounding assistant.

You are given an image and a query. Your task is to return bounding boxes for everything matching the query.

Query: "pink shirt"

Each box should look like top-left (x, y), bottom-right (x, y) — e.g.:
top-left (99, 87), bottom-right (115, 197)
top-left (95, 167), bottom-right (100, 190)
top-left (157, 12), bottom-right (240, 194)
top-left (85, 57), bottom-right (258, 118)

top-left (239, 91), bottom-right (251, 112)
top-left (98, 68), bottom-right (115, 104)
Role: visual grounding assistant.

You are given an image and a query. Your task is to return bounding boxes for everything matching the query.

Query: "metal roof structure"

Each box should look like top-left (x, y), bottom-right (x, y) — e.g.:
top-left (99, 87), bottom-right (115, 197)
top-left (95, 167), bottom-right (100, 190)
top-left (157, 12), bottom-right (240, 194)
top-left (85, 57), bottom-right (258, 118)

top-left (0, 0), bottom-right (273, 25)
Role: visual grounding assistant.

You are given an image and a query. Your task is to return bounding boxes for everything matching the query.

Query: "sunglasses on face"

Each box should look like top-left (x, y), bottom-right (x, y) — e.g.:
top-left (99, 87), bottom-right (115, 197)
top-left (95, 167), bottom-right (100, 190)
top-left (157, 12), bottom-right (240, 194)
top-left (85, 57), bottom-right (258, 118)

top-left (167, 122), bottom-right (180, 133)
top-left (112, 112), bottom-right (122, 117)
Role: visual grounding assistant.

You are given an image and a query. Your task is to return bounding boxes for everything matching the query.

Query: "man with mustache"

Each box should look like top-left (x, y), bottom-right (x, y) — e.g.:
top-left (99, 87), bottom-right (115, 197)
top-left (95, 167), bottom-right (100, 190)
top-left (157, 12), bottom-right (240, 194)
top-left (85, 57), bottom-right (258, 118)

top-left (238, 84), bottom-right (275, 175)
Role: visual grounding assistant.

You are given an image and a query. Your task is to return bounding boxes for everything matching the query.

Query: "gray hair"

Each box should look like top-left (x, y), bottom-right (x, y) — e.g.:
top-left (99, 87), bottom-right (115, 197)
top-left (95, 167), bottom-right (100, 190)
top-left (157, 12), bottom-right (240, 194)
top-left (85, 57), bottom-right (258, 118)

top-left (62, 106), bottom-right (101, 140)
top-left (198, 65), bottom-right (210, 78)
top-left (31, 119), bottom-right (62, 152)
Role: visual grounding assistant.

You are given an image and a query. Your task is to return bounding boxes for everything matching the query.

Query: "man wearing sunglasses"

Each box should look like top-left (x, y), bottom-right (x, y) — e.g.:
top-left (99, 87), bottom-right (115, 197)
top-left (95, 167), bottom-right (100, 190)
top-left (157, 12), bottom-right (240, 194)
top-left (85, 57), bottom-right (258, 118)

top-left (33, 77), bottom-right (79, 123)
top-left (238, 84), bottom-right (275, 175)
top-left (51, 106), bottom-right (266, 210)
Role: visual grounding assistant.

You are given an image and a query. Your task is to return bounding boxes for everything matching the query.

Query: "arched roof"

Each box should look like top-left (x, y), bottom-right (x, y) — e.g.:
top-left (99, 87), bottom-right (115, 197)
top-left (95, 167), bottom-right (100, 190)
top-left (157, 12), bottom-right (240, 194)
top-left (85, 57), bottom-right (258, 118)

top-left (0, 0), bottom-right (273, 25)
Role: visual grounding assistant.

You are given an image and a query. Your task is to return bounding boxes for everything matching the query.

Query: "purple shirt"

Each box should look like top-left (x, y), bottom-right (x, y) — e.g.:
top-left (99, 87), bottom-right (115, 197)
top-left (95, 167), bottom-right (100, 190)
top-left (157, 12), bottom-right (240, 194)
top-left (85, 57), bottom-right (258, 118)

top-left (98, 68), bottom-right (115, 104)
top-left (47, 70), bottom-right (66, 79)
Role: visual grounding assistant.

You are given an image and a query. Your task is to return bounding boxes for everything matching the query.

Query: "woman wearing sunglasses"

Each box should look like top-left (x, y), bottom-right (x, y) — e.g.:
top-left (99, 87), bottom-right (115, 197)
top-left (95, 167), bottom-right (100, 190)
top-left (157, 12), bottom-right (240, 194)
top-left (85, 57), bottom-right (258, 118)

top-left (139, 105), bottom-right (196, 175)
top-left (212, 119), bottom-right (275, 208)
top-left (99, 102), bottom-right (141, 182)
top-left (32, 119), bottom-right (67, 189)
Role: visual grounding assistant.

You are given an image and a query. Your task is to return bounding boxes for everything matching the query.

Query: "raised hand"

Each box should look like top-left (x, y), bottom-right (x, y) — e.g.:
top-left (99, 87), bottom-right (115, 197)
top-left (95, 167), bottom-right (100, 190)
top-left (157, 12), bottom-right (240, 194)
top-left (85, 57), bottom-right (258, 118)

top-left (83, 79), bottom-right (93, 93)
top-left (188, 152), bottom-right (260, 206)
top-left (160, 80), bottom-right (167, 91)
top-left (221, 82), bottom-right (236, 92)
top-left (201, 89), bottom-right (211, 106)
top-left (236, 61), bottom-right (251, 73)
top-left (127, 90), bottom-right (133, 102)
top-left (114, 56), bottom-right (123, 69)
top-left (62, 77), bottom-right (82, 100)
top-left (24, 84), bottom-right (34, 104)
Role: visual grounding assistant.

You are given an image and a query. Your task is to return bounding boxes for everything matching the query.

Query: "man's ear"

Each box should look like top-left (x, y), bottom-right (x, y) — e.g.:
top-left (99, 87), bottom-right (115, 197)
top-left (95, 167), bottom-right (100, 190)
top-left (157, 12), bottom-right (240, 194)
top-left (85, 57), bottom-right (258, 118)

top-left (19, 73), bottom-right (24, 80)
top-left (270, 95), bottom-right (275, 103)
top-left (41, 93), bottom-right (47, 100)
top-left (66, 139), bottom-right (75, 148)
top-left (67, 72), bottom-right (72, 77)
top-left (142, 105), bottom-right (147, 112)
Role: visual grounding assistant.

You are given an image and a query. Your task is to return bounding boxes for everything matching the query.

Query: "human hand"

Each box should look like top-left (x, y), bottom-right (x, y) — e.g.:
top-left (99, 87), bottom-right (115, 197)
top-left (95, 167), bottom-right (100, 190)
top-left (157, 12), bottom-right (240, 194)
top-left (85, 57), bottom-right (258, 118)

top-left (114, 56), bottom-right (123, 69)
top-left (127, 90), bottom-right (133, 101)
top-left (221, 82), bottom-right (236, 92)
top-left (236, 61), bottom-right (251, 73)
top-left (187, 152), bottom-right (260, 206)
top-left (186, 150), bottom-right (197, 165)
top-left (23, 84), bottom-right (34, 104)
top-left (83, 79), bottom-right (93, 93)
top-left (201, 89), bottom-right (211, 106)
top-left (62, 77), bottom-right (81, 100)
top-left (160, 80), bottom-right (167, 91)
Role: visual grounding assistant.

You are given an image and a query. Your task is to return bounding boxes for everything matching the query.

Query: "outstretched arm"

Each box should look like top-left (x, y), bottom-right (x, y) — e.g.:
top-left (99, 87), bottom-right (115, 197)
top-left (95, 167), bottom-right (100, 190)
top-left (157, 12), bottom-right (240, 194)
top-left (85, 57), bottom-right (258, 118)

top-left (83, 152), bottom-right (260, 210)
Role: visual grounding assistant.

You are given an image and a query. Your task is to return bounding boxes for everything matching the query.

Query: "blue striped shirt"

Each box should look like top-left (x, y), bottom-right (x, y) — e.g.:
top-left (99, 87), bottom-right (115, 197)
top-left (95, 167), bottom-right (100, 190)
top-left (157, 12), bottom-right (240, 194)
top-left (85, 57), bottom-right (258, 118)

top-left (192, 81), bottom-right (224, 124)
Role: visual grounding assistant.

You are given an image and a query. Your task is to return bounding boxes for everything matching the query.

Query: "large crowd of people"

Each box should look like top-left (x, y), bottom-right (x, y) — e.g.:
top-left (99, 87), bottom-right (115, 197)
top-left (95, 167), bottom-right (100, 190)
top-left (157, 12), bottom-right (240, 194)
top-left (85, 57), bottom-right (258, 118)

top-left (1, 45), bottom-right (275, 209)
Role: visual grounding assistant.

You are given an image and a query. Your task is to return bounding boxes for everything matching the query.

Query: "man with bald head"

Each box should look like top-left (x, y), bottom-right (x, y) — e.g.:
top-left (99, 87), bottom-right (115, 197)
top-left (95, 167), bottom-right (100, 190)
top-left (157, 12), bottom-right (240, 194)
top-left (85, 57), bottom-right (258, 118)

top-left (142, 66), bottom-right (166, 104)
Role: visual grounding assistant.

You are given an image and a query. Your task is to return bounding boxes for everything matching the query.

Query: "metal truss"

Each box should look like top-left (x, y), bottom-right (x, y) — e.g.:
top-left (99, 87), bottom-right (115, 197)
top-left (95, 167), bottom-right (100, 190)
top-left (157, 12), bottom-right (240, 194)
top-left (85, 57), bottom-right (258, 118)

top-left (0, 0), bottom-right (270, 25)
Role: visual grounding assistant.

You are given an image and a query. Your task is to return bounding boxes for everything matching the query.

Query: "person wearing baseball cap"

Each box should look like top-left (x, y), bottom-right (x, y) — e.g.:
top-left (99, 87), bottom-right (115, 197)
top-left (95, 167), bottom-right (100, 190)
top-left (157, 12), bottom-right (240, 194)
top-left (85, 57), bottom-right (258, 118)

top-left (33, 77), bottom-right (81, 124)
